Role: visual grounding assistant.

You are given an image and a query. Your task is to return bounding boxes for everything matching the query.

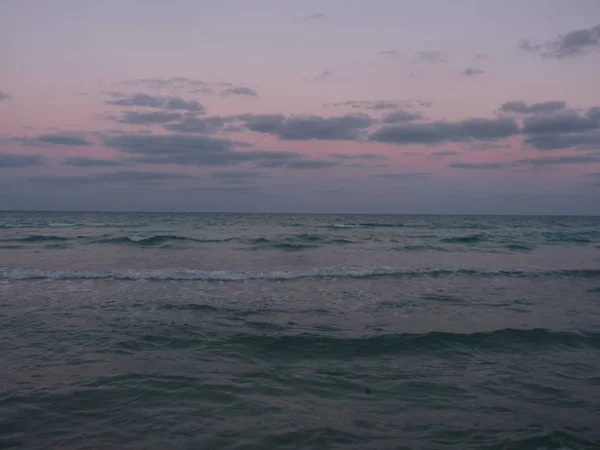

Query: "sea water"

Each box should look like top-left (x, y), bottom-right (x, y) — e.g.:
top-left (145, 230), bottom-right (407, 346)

top-left (1, 212), bottom-right (599, 449)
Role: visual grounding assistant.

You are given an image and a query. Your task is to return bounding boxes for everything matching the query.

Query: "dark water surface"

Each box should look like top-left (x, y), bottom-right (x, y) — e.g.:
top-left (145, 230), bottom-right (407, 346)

top-left (1, 212), bottom-right (599, 449)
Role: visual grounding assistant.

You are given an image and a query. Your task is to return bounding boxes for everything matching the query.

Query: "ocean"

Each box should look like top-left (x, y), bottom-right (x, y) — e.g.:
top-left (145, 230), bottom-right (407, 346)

top-left (1, 211), bottom-right (599, 450)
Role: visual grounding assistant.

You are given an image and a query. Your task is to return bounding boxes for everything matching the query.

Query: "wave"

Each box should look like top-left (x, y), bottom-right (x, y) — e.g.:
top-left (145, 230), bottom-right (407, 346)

top-left (505, 243), bottom-right (536, 251)
top-left (0, 235), bottom-right (69, 243)
top-left (392, 244), bottom-right (451, 252)
top-left (542, 231), bottom-right (600, 244)
top-left (0, 222), bottom-right (147, 229)
top-left (248, 234), bottom-right (355, 250)
top-left (440, 233), bottom-right (487, 244)
top-left (329, 222), bottom-right (404, 229)
top-left (2, 266), bottom-right (600, 282)
top-left (91, 235), bottom-right (232, 245)
top-left (230, 329), bottom-right (600, 359)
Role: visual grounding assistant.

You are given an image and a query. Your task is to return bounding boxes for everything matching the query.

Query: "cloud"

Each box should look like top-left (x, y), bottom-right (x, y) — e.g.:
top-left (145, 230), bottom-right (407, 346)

top-left (514, 152), bottom-right (600, 166)
top-left (11, 132), bottom-right (93, 147)
top-left (473, 53), bottom-right (487, 60)
top-left (520, 107), bottom-right (600, 150)
top-left (122, 77), bottom-right (232, 91)
top-left (429, 150), bottom-right (459, 159)
top-left (447, 161), bottom-right (507, 169)
top-left (301, 13), bottom-right (325, 22)
top-left (103, 132), bottom-right (312, 168)
top-left (106, 92), bottom-right (204, 112)
top-left (236, 113), bottom-right (375, 140)
top-left (0, 153), bottom-right (46, 168)
top-left (499, 100), bottom-right (567, 114)
top-left (62, 156), bottom-right (127, 167)
top-left (382, 109), bottom-right (422, 123)
top-left (524, 130), bottom-right (600, 151)
top-left (329, 100), bottom-right (432, 110)
top-left (519, 24), bottom-right (600, 59)
top-left (465, 142), bottom-right (512, 151)
top-left (30, 170), bottom-right (193, 185)
top-left (314, 71), bottom-right (332, 81)
top-left (234, 114), bottom-right (285, 133)
top-left (462, 68), bottom-right (484, 76)
top-left (446, 152), bottom-right (600, 170)
top-left (414, 50), bottom-right (447, 62)
top-left (522, 111), bottom-right (597, 134)
top-left (210, 169), bottom-right (266, 183)
top-left (116, 110), bottom-right (183, 125)
top-left (0, 90), bottom-right (10, 101)
top-left (164, 115), bottom-right (226, 133)
top-left (286, 159), bottom-right (339, 169)
top-left (220, 86), bottom-right (259, 97)
top-left (372, 172), bottom-right (431, 179)
top-left (369, 117), bottom-right (519, 145)
top-left (329, 153), bottom-right (388, 160)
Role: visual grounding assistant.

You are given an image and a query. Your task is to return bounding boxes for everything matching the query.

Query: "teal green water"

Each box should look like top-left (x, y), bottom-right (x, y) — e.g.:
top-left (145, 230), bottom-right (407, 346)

top-left (1, 212), bottom-right (599, 449)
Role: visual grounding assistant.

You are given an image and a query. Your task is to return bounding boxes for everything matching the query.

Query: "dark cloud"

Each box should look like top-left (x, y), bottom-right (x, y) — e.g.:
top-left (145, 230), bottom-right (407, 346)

top-left (519, 24), bottom-right (600, 59)
top-left (447, 152), bottom-right (600, 170)
top-left (0, 90), bottom-right (10, 101)
top-left (234, 114), bottom-right (286, 133)
top-left (447, 161), bottom-right (507, 170)
top-left (370, 117), bottom-right (519, 145)
top-left (104, 133), bottom-right (242, 166)
top-left (520, 107), bottom-right (600, 150)
top-left (220, 87), bottom-right (259, 97)
top-left (524, 130), bottom-right (600, 151)
top-left (103, 132), bottom-right (313, 168)
top-left (30, 171), bottom-right (193, 185)
top-left (11, 132), bottom-right (93, 147)
top-left (286, 159), bottom-right (339, 169)
top-left (372, 172), bottom-right (431, 179)
top-left (429, 150), bottom-right (459, 159)
top-left (163, 97), bottom-right (205, 111)
top-left (0, 153), bottom-right (46, 168)
top-left (499, 100), bottom-right (567, 114)
top-left (329, 153), bottom-right (388, 160)
top-left (236, 113), bottom-right (375, 140)
top-left (106, 92), bottom-right (204, 112)
top-left (465, 142), bottom-right (512, 151)
top-left (116, 110), bottom-right (183, 125)
top-left (414, 50), bottom-right (447, 62)
top-left (62, 156), bottom-right (127, 167)
top-left (210, 170), bottom-right (266, 183)
top-left (514, 152), bottom-right (600, 166)
top-left (462, 68), bottom-right (484, 76)
top-left (301, 13), bottom-right (325, 22)
top-left (522, 111), bottom-right (597, 134)
top-left (164, 116), bottom-right (226, 133)
top-left (106, 93), bottom-right (163, 108)
top-left (314, 71), bottom-right (332, 81)
top-left (587, 107), bottom-right (600, 121)
top-left (328, 99), bottom-right (432, 110)
top-left (23, 126), bottom-right (34, 130)
top-left (382, 109), bottom-right (422, 123)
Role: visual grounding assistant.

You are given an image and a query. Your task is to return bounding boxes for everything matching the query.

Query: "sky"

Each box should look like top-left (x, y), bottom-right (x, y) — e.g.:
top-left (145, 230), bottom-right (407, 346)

top-left (1, 0), bottom-right (600, 215)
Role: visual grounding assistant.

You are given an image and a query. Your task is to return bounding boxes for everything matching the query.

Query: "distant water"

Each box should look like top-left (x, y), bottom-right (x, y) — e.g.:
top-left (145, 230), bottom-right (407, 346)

top-left (1, 212), bottom-right (599, 449)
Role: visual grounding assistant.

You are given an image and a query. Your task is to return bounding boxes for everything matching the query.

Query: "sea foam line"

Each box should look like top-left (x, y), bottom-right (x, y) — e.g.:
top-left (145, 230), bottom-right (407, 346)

top-left (1, 266), bottom-right (599, 281)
